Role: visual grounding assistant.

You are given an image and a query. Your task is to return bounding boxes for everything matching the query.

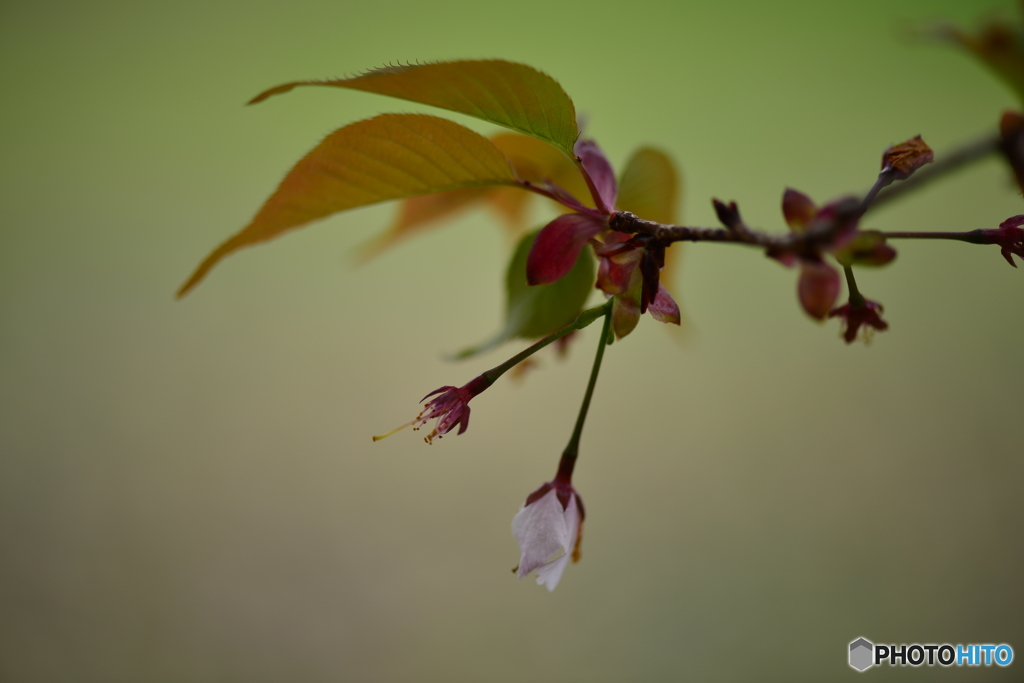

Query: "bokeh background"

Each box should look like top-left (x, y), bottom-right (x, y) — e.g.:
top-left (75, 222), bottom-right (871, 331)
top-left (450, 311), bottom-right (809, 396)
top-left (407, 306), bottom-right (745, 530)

top-left (2, 1), bottom-right (1022, 681)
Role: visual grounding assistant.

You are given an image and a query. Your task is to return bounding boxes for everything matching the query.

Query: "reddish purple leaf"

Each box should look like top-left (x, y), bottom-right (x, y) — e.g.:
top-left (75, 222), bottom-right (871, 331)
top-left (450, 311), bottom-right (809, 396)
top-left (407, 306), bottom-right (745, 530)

top-left (526, 213), bottom-right (606, 286)
top-left (574, 139), bottom-right (618, 213)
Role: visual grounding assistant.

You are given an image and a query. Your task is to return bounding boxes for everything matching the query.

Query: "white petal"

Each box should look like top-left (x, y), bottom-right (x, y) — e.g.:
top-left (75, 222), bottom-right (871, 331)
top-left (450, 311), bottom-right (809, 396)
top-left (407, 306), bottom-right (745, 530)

top-left (563, 494), bottom-right (580, 555)
top-left (532, 497), bottom-right (581, 593)
top-left (511, 489), bottom-right (570, 578)
top-left (534, 495), bottom-right (580, 591)
top-left (534, 552), bottom-right (570, 591)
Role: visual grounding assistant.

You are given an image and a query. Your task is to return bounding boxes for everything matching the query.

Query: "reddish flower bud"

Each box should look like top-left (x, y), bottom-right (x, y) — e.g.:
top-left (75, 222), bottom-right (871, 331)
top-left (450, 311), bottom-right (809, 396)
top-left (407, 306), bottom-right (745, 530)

top-left (782, 188), bottom-right (817, 232)
top-left (712, 198), bottom-right (743, 231)
top-left (798, 258), bottom-right (841, 321)
top-left (780, 189), bottom-right (860, 250)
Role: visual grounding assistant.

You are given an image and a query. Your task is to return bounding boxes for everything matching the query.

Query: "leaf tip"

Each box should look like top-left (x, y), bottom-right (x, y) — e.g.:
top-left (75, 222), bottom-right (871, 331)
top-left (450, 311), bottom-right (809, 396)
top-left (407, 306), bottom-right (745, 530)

top-left (247, 82), bottom-right (299, 105)
top-left (175, 269), bottom-right (204, 299)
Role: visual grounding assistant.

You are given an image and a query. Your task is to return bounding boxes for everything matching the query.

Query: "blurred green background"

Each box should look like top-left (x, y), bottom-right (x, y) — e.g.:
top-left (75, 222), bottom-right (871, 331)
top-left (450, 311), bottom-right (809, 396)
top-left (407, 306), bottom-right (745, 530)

top-left (2, 1), bottom-right (1022, 681)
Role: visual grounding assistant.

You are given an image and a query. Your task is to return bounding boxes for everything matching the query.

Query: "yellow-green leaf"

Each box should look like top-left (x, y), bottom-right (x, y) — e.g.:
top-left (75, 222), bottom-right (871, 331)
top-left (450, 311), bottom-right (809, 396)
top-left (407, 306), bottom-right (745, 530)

top-left (250, 60), bottom-right (580, 157)
top-left (178, 114), bottom-right (518, 297)
top-left (360, 131), bottom-right (592, 262)
top-left (617, 145), bottom-right (684, 287)
top-left (616, 147), bottom-right (680, 225)
top-left (492, 131), bottom-right (590, 205)
top-left (356, 187), bottom-right (489, 262)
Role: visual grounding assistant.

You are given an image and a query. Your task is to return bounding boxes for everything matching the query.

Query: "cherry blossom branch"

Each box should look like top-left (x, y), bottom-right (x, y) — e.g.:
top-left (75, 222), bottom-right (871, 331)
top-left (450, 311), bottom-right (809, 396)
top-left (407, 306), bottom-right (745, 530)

top-left (609, 204), bottom-right (860, 254)
top-left (610, 128), bottom-right (1002, 254)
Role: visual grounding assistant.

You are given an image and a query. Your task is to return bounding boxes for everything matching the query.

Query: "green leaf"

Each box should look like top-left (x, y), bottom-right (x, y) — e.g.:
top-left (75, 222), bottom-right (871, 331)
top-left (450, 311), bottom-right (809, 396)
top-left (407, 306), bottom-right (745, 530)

top-left (249, 60), bottom-right (580, 157)
top-left (616, 147), bottom-right (680, 225)
top-left (453, 228), bottom-right (594, 359)
top-left (178, 114), bottom-right (518, 297)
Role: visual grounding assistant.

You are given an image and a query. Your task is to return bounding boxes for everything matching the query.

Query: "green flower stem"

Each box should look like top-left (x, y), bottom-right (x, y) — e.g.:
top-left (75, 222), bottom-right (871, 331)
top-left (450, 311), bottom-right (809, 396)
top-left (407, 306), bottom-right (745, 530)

top-left (556, 301), bottom-right (613, 483)
top-left (843, 265), bottom-right (865, 307)
top-left (479, 301), bottom-right (612, 387)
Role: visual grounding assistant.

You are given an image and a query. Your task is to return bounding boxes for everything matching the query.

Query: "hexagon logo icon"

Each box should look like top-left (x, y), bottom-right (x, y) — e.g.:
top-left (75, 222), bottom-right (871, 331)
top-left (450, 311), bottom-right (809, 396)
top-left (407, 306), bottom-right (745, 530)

top-left (849, 637), bottom-right (874, 671)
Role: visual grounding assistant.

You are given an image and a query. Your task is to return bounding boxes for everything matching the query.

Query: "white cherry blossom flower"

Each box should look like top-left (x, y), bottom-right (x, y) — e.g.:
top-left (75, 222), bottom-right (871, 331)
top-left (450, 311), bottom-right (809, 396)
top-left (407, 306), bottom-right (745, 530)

top-left (511, 484), bottom-right (583, 591)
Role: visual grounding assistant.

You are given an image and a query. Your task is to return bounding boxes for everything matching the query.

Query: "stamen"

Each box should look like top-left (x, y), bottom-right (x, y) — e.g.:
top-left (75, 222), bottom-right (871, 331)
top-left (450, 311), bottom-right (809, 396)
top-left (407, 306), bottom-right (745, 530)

top-left (372, 420), bottom-right (416, 442)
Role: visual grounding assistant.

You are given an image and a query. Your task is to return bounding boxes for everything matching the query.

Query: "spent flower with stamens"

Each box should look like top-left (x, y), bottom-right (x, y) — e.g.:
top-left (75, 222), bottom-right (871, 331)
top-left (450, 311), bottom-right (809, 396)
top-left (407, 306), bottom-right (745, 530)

top-left (829, 298), bottom-right (889, 344)
top-left (374, 374), bottom-right (491, 444)
top-left (987, 215), bottom-right (1024, 267)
